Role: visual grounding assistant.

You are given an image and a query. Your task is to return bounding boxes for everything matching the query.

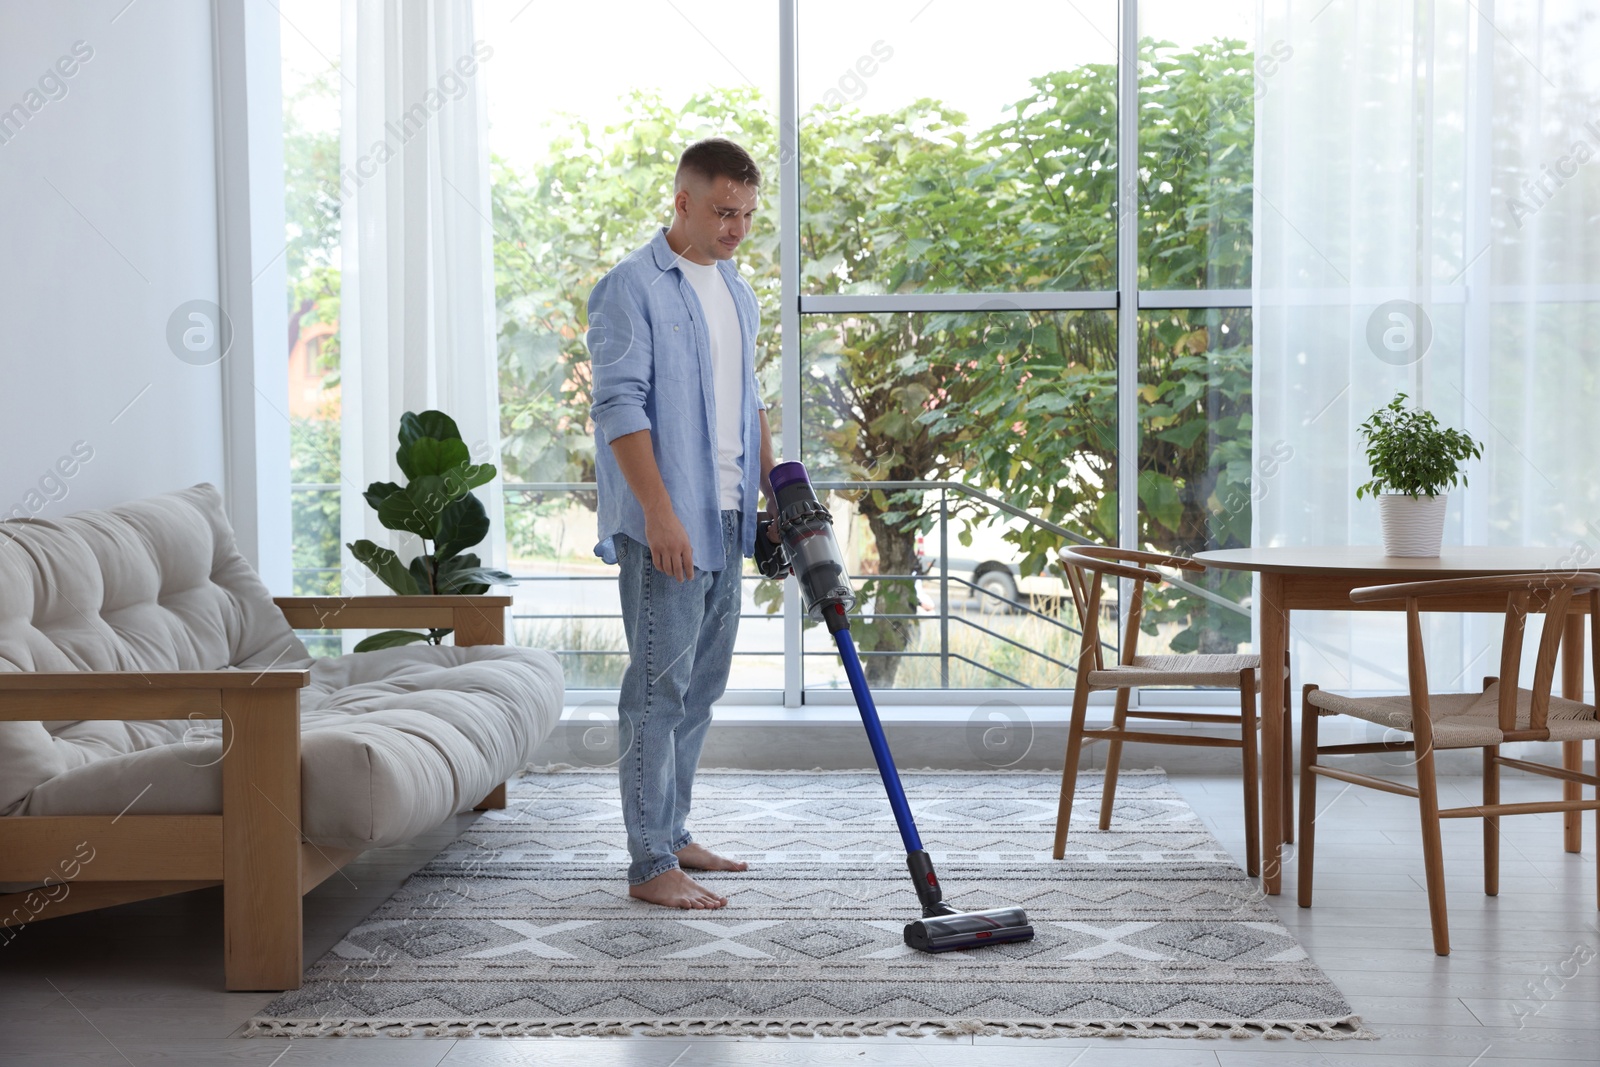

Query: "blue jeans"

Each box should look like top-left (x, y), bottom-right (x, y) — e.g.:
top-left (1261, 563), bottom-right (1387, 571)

top-left (614, 510), bottom-right (743, 885)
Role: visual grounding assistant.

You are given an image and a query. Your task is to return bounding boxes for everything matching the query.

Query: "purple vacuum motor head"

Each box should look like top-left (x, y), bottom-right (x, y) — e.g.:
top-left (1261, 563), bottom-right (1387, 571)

top-left (768, 460), bottom-right (812, 507)
top-left (765, 460), bottom-right (855, 623)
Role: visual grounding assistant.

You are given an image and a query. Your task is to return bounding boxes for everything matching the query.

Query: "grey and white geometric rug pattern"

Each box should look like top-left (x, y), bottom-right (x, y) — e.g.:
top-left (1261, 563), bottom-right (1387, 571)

top-left (249, 769), bottom-right (1368, 1040)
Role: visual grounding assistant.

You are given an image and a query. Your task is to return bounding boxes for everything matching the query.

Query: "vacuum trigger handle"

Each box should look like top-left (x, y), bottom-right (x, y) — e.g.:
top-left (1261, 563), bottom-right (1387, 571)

top-left (754, 518), bottom-right (789, 580)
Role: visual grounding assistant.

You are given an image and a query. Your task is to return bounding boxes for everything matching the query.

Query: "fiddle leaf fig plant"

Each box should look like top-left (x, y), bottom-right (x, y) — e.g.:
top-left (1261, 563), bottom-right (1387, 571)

top-left (1355, 393), bottom-right (1483, 500)
top-left (346, 410), bottom-right (513, 652)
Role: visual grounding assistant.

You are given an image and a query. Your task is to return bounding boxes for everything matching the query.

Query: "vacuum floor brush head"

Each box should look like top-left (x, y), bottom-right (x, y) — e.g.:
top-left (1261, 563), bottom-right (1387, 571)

top-left (903, 907), bottom-right (1034, 953)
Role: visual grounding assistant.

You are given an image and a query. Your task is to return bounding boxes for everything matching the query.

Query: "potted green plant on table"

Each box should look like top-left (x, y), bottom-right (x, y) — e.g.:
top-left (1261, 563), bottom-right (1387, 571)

top-left (1355, 393), bottom-right (1483, 557)
top-left (346, 410), bottom-right (514, 650)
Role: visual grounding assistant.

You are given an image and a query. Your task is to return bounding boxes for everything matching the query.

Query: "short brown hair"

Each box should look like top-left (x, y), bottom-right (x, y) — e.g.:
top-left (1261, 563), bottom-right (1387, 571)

top-left (675, 137), bottom-right (762, 191)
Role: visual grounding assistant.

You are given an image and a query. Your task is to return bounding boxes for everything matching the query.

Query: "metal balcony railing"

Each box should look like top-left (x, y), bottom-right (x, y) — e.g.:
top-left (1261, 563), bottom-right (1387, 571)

top-left (290, 479), bottom-right (1247, 690)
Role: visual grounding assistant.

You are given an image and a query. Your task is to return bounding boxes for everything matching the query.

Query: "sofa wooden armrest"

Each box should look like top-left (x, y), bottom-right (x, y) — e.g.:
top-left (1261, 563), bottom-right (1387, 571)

top-left (0, 670), bottom-right (306, 990)
top-left (274, 595), bottom-right (512, 645)
top-left (0, 670), bottom-right (309, 724)
top-left (0, 668), bottom-right (308, 701)
top-left (0, 670), bottom-right (311, 690)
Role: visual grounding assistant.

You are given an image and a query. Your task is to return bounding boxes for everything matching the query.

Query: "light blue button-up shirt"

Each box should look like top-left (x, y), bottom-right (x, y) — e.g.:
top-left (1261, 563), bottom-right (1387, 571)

top-left (588, 228), bottom-right (765, 572)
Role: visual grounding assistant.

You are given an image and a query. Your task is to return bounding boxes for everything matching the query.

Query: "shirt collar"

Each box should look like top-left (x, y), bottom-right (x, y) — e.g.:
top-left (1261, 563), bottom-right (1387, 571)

top-left (650, 227), bottom-right (736, 278)
top-left (649, 227), bottom-right (681, 272)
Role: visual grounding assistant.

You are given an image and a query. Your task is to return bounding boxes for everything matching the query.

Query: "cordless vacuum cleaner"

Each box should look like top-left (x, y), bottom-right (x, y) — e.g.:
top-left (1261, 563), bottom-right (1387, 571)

top-left (755, 461), bottom-right (1034, 953)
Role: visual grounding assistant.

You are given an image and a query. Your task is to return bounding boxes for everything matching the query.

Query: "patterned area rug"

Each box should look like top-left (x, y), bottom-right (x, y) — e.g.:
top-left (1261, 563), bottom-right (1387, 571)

top-left (249, 769), bottom-right (1368, 1040)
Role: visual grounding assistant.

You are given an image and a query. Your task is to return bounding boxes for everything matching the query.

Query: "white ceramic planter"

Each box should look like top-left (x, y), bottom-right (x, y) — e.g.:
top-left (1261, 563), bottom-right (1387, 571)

top-left (1378, 492), bottom-right (1448, 557)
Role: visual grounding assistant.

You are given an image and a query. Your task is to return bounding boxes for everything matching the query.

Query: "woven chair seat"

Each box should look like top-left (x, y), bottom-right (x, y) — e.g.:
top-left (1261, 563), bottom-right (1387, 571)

top-left (1087, 653), bottom-right (1267, 689)
top-left (1306, 681), bottom-right (1600, 748)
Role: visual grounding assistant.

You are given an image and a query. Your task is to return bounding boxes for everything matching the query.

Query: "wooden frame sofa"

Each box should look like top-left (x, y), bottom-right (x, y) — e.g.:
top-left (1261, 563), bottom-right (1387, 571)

top-left (0, 486), bottom-right (561, 990)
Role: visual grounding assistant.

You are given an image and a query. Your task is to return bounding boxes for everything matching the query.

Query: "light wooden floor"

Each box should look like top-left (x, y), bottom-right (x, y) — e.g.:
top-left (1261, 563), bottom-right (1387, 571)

top-left (1, 772), bottom-right (1596, 1066)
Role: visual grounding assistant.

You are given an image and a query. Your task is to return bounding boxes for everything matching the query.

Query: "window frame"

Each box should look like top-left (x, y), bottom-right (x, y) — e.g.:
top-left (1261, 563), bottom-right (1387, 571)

top-left (278, 1), bottom-right (1261, 704)
top-left (776, 0), bottom-right (1252, 704)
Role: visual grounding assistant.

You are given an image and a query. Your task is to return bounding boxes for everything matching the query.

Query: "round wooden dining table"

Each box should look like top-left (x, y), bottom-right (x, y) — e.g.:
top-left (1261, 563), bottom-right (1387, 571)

top-left (1195, 546), bottom-right (1594, 896)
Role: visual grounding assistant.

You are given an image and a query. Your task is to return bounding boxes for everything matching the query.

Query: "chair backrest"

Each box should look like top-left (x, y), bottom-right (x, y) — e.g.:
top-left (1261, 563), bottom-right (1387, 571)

top-left (1350, 573), bottom-right (1600, 739)
top-left (1058, 546), bottom-right (1205, 671)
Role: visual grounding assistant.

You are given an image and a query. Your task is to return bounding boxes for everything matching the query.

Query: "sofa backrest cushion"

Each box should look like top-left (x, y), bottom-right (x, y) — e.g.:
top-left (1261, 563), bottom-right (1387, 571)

top-left (0, 483), bottom-right (311, 811)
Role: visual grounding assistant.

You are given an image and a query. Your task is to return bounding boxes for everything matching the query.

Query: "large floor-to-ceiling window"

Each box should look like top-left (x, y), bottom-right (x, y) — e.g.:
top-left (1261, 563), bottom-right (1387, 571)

top-left (288, 0), bottom-right (1263, 702)
top-left (792, 2), bottom-right (1119, 696)
top-left (481, 0), bottom-right (783, 691)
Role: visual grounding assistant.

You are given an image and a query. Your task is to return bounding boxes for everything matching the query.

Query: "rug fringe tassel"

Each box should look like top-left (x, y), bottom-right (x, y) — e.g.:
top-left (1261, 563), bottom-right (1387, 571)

top-left (243, 1015), bottom-right (1375, 1041)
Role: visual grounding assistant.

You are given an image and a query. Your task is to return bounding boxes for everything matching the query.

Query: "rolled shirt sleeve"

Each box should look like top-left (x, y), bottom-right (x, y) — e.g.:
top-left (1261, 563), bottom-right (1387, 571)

top-left (588, 272), bottom-right (653, 444)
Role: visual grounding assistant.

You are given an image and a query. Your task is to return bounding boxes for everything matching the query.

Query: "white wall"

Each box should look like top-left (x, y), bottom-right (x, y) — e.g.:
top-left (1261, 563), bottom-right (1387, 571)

top-left (0, 0), bottom-right (290, 590)
top-left (0, 0), bottom-right (225, 521)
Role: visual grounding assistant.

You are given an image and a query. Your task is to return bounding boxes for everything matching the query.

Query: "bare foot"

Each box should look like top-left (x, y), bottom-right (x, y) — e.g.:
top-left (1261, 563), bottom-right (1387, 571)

top-left (628, 867), bottom-right (728, 910)
top-left (675, 842), bottom-right (750, 872)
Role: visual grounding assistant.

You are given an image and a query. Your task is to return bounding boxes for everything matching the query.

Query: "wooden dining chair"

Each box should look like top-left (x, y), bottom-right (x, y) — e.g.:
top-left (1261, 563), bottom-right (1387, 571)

top-left (1299, 573), bottom-right (1600, 955)
top-left (1053, 547), bottom-right (1286, 876)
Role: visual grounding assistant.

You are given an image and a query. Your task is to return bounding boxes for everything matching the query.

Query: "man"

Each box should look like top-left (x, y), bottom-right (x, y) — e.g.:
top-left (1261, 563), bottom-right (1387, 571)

top-left (587, 138), bottom-right (776, 910)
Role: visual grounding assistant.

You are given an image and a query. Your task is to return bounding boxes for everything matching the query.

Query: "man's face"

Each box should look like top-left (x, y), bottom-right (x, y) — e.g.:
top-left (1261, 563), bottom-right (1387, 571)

top-left (675, 174), bottom-right (759, 261)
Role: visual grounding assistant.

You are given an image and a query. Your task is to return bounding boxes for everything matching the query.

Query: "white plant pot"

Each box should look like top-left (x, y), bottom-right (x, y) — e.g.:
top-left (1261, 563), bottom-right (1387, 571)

top-left (1378, 492), bottom-right (1448, 557)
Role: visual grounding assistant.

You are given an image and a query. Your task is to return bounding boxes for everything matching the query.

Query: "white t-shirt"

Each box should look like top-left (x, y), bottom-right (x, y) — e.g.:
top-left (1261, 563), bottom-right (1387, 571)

top-left (678, 259), bottom-right (745, 510)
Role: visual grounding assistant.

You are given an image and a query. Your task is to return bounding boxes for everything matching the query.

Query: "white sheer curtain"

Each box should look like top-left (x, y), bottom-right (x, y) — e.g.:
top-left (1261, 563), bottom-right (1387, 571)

top-left (1253, 1), bottom-right (1600, 693)
top-left (339, 0), bottom-right (506, 593)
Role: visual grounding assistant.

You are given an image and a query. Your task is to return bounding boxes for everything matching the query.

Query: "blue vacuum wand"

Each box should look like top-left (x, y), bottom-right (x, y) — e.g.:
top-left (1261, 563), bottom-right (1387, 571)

top-left (756, 462), bottom-right (1034, 953)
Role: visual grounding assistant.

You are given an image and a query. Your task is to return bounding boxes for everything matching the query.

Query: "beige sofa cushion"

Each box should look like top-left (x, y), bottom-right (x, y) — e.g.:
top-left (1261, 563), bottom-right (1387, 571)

top-left (0, 484), bottom-right (564, 848)
top-left (0, 484), bottom-right (309, 812)
top-left (21, 643), bottom-right (563, 848)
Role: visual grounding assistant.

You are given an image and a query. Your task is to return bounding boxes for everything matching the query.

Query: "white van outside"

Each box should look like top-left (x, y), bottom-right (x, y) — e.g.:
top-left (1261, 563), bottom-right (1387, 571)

top-left (917, 513), bottom-right (1070, 612)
